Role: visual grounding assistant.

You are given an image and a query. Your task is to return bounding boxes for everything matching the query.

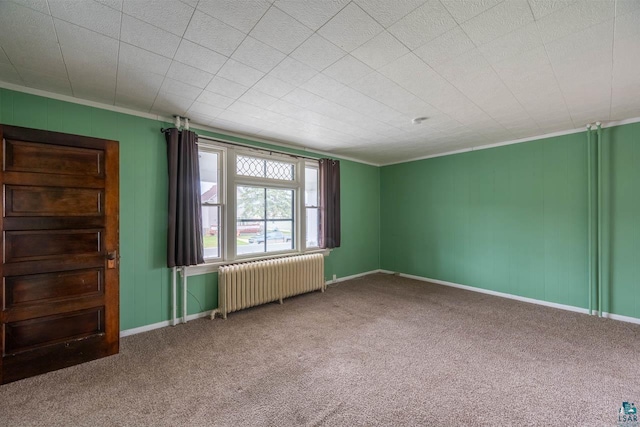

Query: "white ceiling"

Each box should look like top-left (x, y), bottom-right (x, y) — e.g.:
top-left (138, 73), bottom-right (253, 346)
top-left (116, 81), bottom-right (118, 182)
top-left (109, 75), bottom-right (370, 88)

top-left (0, 0), bottom-right (639, 164)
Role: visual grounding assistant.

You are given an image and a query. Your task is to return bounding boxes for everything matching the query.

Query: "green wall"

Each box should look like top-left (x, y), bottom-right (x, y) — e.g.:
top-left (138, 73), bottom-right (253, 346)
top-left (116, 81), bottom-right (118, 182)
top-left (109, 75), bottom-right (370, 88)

top-left (0, 88), bottom-right (380, 331)
top-left (3, 85), bottom-right (638, 327)
top-left (381, 122), bottom-right (640, 319)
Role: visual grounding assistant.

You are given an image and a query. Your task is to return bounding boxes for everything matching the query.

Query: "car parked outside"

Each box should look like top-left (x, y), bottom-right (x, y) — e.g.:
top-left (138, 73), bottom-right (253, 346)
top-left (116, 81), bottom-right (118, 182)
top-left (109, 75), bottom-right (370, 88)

top-left (248, 231), bottom-right (291, 244)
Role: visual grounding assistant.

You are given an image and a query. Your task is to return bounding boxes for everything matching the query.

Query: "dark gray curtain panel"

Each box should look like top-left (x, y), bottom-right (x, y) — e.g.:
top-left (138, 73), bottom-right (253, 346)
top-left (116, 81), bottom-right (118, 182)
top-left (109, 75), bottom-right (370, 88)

top-left (319, 158), bottom-right (341, 249)
top-left (166, 128), bottom-right (204, 267)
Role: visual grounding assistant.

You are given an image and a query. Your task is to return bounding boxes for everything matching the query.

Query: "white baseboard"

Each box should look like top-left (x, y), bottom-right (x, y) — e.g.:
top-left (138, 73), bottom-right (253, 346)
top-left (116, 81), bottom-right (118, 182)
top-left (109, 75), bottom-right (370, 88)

top-left (120, 310), bottom-right (214, 337)
top-left (121, 270), bottom-right (385, 337)
top-left (602, 312), bottom-right (640, 325)
top-left (397, 272), bottom-right (591, 314)
top-left (325, 269), bottom-right (382, 285)
top-left (392, 272), bottom-right (640, 325)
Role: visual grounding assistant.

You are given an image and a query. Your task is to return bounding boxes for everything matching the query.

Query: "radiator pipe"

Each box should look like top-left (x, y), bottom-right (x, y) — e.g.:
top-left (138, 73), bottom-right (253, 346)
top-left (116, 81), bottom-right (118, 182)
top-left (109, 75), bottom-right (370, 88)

top-left (182, 267), bottom-right (188, 324)
top-left (596, 122), bottom-right (603, 317)
top-left (172, 267), bottom-right (177, 326)
top-left (587, 125), bottom-right (593, 315)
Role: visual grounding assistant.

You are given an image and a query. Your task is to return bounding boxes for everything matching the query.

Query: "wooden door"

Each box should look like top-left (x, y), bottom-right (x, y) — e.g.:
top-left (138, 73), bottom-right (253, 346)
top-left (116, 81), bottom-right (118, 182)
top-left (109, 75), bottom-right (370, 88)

top-left (0, 125), bottom-right (119, 384)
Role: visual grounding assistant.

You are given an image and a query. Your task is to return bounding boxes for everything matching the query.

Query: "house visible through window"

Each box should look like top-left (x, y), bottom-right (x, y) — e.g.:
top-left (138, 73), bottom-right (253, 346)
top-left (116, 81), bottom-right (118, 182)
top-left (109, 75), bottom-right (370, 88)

top-left (199, 142), bottom-right (320, 263)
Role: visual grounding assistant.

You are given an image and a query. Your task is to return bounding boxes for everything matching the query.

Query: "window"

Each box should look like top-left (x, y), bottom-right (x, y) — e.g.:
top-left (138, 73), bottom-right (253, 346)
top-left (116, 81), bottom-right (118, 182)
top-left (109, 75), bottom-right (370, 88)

top-left (199, 143), bottom-right (320, 263)
top-left (199, 148), bottom-right (223, 259)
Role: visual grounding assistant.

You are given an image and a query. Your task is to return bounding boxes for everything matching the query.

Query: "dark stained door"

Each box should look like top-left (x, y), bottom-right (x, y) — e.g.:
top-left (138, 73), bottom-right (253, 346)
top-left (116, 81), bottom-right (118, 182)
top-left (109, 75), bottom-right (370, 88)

top-left (0, 125), bottom-right (119, 384)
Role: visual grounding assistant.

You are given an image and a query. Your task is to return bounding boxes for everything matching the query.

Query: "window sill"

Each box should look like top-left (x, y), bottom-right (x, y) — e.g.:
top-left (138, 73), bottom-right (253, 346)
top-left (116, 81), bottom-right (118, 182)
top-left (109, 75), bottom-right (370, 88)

top-left (181, 249), bottom-right (332, 277)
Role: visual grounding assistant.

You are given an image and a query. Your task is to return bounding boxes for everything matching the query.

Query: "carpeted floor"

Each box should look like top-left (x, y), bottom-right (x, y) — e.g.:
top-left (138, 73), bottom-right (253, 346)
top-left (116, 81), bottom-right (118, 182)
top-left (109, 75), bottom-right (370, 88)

top-left (1, 273), bottom-right (639, 426)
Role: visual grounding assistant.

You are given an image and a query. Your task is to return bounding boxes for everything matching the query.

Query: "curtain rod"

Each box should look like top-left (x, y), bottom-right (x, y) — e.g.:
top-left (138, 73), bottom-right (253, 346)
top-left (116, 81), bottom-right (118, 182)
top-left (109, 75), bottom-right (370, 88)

top-left (160, 127), bottom-right (320, 162)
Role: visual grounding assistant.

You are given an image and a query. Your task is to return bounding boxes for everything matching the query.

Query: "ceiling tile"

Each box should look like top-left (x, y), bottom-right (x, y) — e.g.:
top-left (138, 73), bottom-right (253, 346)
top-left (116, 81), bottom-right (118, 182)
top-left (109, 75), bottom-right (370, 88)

top-left (281, 88), bottom-right (324, 108)
top-left (205, 76), bottom-right (248, 98)
top-left (197, 0), bottom-right (271, 33)
top-left (238, 88), bottom-right (279, 109)
top-left (478, 21), bottom-right (542, 65)
top-left (118, 42), bottom-right (172, 75)
top-left (290, 34), bottom-right (345, 71)
top-left (318, 3), bottom-right (384, 52)
top-left (546, 19), bottom-right (613, 67)
top-left (0, 63), bottom-right (23, 85)
top-left (323, 54), bottom-right (374, 85)
top-left (115, 92), bottom-right (156, 112)
top-left (116, 64), bottom-right (164, 99)
top-left (351, 71), bottom-right (438, 118)
top-left (55, 19), bottom-right (118, 86)
top-left (492, 46), bottom-right (549, 80)
top-left (354, 0), bottom-right (426, 27)
top-left (250, 7), bottom-right (313, 54)
top-left (173, 39), bottom-right (227, 75)
top-left (72, 83), bottom-right (115, 104)
top-left (536, 0), bottom-right (614, 44)
top-left (160, 77), bottom-right (202, 101)
top-left (252, 75), bottom-right (295, 98)
top-left (166, 61), bottom-right (213, 89)
top-left (388, 0), bottom-right (457, 50)
top-left (352, 31), bottom-right (409, 69)
top-left (96, 0), bottom-right (122, 10)
top-left (433, 49), bottom-right (491, 84)
top-left (2, 42), bottom-right (67, 79)
top-left (9, 0), bottom-right (49, 15)
top-left (413, 27), bottom-right (475, 67)
top-left (123, 0), bottom-right (194, 36)
top-left (184, 10), bottom-right (245, 56)
top-left (460, 0), bottom-right (533, 45)
top-left (151, 92), bottom-right (193, 116)
top-left (301, 73), bottom-right (347, 100)
top-left (196, 90), bottom-right (235, 109)
top-left (527, 0), bottom-right (577, 20)
top-left (216, 59), bottom-right (265, 87)
top-left (187, 101), bottom-right (224, 120)
top-left (210, 115), bottom-right (264, 136)
top-left (120, 14), bottom-right (181, 58)
top-left (0, 47), bottom-right (10, 64)
top-left (268, 57), bottom-right (317, 86)
top-left (273, 0), bottom-right (350, 31)
top-left (440, 0), bottom-right (502, 23)
top-left (0, 2), bottom-right (57, 46)
top-left (48, 0), bottom-right (121, 38)
top-left (17, 67), bottom-right (73, 95)
top-left (616, 0), bottom-right (640, 17)
top-left (231, 37), bottom-right (286, 73)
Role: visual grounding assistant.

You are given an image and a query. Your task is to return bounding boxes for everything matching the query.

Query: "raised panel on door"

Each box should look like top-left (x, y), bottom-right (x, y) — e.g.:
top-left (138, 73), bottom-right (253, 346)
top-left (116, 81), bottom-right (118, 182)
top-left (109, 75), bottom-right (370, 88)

top-left (4, 307), bottom-right (104, 355)
top-left (4, 229), bottom-right (102, 263)
top-left (0, 124), bottom-right (119, 385)
top-left (4, 139), bottom-right (103, 177)
top-left (5, 186), bottom-right (103, 217)
top-left (4, 268), bottom-right (103, 308)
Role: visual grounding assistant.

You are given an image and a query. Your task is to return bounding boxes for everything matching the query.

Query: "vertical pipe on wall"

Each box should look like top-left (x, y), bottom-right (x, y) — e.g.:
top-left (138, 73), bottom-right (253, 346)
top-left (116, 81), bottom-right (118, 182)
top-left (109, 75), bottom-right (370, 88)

top-left (596, 122), bottom-right (603, 317)
top-left (182, 267), bottom-right (188, 324)
top-left (172, 267), bottom-right (177, 326)
top-left (587, 125), bottom-right (593, 315)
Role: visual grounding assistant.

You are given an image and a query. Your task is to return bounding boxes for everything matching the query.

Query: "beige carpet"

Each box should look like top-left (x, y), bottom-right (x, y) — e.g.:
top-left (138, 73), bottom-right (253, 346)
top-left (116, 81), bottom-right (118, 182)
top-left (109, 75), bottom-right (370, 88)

top-left (1, 273), bottom-right (639, 427)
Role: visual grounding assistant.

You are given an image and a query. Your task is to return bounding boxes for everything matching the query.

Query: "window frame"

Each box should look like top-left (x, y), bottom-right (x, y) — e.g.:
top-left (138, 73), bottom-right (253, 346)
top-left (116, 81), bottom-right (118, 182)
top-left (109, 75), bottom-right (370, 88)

top-left (199, 145), bottom-right (226, 261)
top-left (195, 141), bottom-right (323, 272)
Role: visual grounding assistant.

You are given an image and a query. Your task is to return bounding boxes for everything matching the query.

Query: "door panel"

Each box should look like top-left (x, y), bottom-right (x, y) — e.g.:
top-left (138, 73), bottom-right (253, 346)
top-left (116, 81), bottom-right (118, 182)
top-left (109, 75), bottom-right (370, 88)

top-left (4, 229), bottom-right (102, 262)
top-left (5, 269), bottom-right (103, 307)
top-left (4, 139), bottom-right (103, 176)
top-left (5, 186), bottom-right (103, 217)
top-left (5, 307), bottom-right (104, 354)
top-left (0, 124), bottom-right (119, 384)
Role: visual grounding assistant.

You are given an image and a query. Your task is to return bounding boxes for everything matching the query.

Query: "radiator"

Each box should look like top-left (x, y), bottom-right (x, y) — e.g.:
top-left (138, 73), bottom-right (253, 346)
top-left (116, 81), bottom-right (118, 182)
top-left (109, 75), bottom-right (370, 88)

top-left (218, 254), bottom-right (325, 319)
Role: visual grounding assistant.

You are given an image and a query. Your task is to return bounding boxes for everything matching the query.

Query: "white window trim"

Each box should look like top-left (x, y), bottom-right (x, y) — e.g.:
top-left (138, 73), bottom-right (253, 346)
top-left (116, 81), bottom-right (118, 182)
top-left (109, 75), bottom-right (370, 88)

top-left (194, 141), bottom-right (325, 275)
